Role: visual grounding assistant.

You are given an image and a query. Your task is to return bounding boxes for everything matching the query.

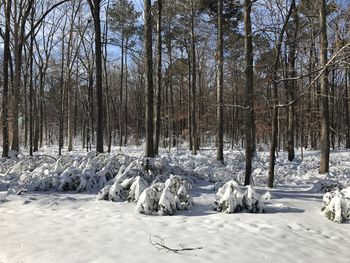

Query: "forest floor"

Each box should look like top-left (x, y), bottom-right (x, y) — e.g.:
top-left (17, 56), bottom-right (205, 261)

top-left (0, 146), bottom-right (349, 263)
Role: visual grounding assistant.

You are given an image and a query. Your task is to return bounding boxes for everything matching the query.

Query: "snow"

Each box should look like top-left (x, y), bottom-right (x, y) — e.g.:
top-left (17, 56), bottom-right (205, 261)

top-left (0, 146), bottom-right (350, 262)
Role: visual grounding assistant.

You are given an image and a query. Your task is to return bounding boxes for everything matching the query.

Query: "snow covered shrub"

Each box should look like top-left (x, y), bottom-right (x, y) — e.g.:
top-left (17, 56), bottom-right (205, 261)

top-left (214, 180), bottom-right (265, 213)
top-left (128, 176), bottom-right (149, 202)
top-left (58, 167), bottom-right (83, 191)
top-left (77, 168), bottom-right (98, 192)
top-left (308, 179), bottom-right (343, 193)
top-left (136, 183), bottom-right (165, 215)
top-left (96, 185), bottom-right (112, 201)
top-left (321, 187), bottom-right (350, 223)
top-left (53, 156), bottom-right (72, 174)
top-left (136, 175), bottom-right (193, 215)
top-left (108, 181), bottom-right (128, 201)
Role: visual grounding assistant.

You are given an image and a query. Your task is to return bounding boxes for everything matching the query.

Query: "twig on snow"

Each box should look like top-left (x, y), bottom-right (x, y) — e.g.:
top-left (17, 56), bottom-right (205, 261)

top-left (150, 235), bottom-right (203, 254)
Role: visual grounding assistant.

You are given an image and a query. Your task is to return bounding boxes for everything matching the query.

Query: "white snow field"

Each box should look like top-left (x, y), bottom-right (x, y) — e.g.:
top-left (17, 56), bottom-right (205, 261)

top-left (0, 146), bottom-right (350, 263)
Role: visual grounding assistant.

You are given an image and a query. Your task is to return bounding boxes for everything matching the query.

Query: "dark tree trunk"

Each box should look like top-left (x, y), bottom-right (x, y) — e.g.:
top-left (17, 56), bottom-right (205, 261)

top-left (2, 0), bottom-right (11, 158)
top-left (154, 0), bottom-right (162, 155)
top-left (244, 0), bottom-right (254, 185)
top-left (88, 0), bottom-right (104, 154)
top-left (119, 33), bottom-right (124, 148)
top-left (144, 0), bottom-right (155, 157)
top-left (287, 8), bottom-right (299, 161)
top-left (216, 0), bottom-right (224, 162)
top-left (190, 0), bottom-right (197, 155)
top-left (319, 0), bottom-right (330, 174)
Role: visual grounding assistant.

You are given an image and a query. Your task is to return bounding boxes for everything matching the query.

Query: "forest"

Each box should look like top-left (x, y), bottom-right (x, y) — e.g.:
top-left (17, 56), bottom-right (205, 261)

top-left (0, 0), bottom-right (350, 262)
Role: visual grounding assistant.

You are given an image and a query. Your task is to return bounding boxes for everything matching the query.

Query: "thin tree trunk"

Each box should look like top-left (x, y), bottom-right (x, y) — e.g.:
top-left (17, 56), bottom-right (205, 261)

top-left (2, 0), bottom-right (11, 158)
top-left (319, 0), bottom-right (330, 174)
top-left (287, 8), bottom-right (298, 161)
top-left (144, 0), bottom-right (155, 157)
top-left (119, 34), bottom-right (124, 148)
top-left (216, 0), bottom-right (224, 162)
top-left (244, 0), bottom-right (254, 185)
top-left (124, 46), bottom-right (129, 146)
top-left (154, 0), bottom-right (162, 155)
top-left (190, 0), bottom-right (197, 155)
top-left (268, 0), bottom-right (295, 188)
top-left (345, 68), bottom-right (350, 149)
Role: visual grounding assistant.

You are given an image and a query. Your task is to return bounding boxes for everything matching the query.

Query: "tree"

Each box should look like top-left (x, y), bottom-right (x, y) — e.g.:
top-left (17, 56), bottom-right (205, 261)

top-left (216, 0), bottom-right (224, 162)
top-left (154, 0), bottom-right (163, 155)
top-left (268, 0), bottom-right (295, 188)
top-left (318, 0), bottom-right (330, 173)
top-left (87, 0), bottom-right (104, 154)
top-left (244, 0), bottom-right (254, 185)
top-left (2, 0), bottom-right (11, 158)
top-left (144, 0), bottom-right (155, 157)
top-left (286, 6), bottom-right (299, 161)
top-left (108, 0), bottom-right (141, 148)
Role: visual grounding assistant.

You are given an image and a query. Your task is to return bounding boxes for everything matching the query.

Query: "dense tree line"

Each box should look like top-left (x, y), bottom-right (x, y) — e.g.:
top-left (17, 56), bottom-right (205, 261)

top-left (1, 0), bottom-right (350, 187)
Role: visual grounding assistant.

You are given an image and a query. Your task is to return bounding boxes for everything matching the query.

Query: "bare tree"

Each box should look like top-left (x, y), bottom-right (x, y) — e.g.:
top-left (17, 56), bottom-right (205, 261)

top-left (2, 0), bottom-right (12, 158)
top-left (216, 0), bottom-right (224, 162)
top-left (88, 0), bottom-right (104, 154)
top-left (318, 0), bottom-right (330, 174)
top-left (144, 0), bottom-right (155, 157)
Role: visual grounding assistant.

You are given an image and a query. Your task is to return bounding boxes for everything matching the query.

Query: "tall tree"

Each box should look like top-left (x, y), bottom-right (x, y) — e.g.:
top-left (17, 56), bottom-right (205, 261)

top-left (88, 0), bottom-right (104, 154)
top-left (244, 0), bottom-right (254, 185)
top-left (216, 0), bottom-right (224, 162)
top-left (108, 0), bottom-right (140, 148)
top-left (2, 0), bottom-right (11, 158)
top-left (154, 0), bottom-right (163, 155)
top-left (268, 0), bottom-right (295, 188)
top-left (318, 0), bottom-right (330, 173)
top-left (286, 6), bottom-right (299, 161)
top-left (144, 0), bottom-right (155, 157)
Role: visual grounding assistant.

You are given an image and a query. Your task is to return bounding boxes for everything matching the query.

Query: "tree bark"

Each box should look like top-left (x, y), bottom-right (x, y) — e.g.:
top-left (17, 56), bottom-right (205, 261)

top-left (287, 7), bottom-right (299, 161)
top-left (2, 0), bottom-right (11, 158)
top-left (144, 0), bottom-right (155, 157)
top-left (268, 0), bottom-right (295, 188)
top-left (216, 0), bottom-right (224, 162)
top-left (154, 0), bottom-right (162, 155)
top-left (190, 0), bottom-right (197, 155)
top-left (244, 0), bottom-right (254, 185)
top-left (318, 0), bottom-right (330, 174)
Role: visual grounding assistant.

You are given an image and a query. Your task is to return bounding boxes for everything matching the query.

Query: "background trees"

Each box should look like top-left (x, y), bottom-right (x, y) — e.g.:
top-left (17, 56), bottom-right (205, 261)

top-left (1, 0), bottom-right (350, 187)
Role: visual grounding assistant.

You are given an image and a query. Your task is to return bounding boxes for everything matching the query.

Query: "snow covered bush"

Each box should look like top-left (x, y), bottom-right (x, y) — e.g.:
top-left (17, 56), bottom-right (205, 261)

top-left (308, 179), bottom-right (343, 193)
top-left (136, 183), bottom-right (165, 215)
top-left (214, 180), bottom-right (265, 213)
top-left (321, 187), bottom-right (350, 223)
top-left (136, 175), bottom-right (193, 216)
top-left (158, 175), bottom-right (193, 215)
top-left (128, 176), bottom-right (149, 202)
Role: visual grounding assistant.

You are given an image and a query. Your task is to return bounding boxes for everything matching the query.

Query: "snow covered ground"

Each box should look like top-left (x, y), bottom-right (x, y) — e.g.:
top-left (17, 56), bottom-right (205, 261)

top-left (0, 146), bottom-right (350, 263)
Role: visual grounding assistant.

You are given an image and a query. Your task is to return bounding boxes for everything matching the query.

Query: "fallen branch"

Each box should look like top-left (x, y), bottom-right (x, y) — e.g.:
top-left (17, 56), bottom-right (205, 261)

top-left (35, 154), bottom-right (58, 161)
top-left (150, 236), bottom-right (203, 254)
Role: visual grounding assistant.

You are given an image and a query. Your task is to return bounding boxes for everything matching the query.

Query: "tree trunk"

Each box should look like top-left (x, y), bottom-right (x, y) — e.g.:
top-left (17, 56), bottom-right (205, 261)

top-left (119, 34), bottom-right (124, 148)
top-left (287, 8), bottom-right (298, 161)
top-left (216, 0), bottom-right (224, 162)
top-left (88, 0), bottom-right (104, 154)
top-left (124, 46), bottom-right (129, 146)
top-left (345, 68), bottom-right (350, 149)
top-left (319, 0), bottom-right (330, 174)
top-left (244, 0), bottom-right (254, 185)
top-left (144, 0), bottom-right (155, 157)
top-left (2, 0), bottom-right (11, 158)
top-left (190, 0), bottom-right (197, 155)
top-left (268, 0), bottom-right (295, 188)
top-left (154, 0), bottom-right (162, 155)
